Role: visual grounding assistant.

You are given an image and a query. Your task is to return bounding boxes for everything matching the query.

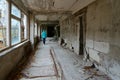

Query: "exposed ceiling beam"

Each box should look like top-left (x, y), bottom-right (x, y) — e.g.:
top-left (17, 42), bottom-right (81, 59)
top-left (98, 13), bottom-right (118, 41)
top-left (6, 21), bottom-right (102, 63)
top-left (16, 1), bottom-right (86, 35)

top-left (30, 10), bottom-right (72, 15)
top-left (39, 21), bottom-right (59, 25)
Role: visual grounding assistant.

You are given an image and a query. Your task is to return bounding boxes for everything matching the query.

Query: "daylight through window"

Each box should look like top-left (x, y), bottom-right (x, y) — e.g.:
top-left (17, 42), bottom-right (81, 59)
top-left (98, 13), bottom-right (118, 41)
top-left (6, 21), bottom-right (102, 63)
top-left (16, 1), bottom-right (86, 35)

top-left (11, 4), bottom-right (21, 45)
top-left (0, 0), bottom-right (9, 50)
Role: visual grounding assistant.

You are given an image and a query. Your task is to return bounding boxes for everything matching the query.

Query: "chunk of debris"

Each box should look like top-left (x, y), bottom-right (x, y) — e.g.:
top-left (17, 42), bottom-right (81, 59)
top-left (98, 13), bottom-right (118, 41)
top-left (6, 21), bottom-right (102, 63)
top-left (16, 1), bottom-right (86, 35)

top-left (83, 64), bottom-right (95, 70)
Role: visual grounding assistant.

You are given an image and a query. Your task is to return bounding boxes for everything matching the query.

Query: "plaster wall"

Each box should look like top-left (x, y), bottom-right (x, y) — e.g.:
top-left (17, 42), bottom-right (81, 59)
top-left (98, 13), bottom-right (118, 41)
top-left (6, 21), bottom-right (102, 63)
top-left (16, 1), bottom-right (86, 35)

top-left (60, 0), bottom-right (120, 79)
top-left (30, 14), bottom-right (35, 48)
top-left (60, 16), bottom-right (80, 54)
top-left (0, 41), bottom-right (32, 80)
top-left (86, 0), bottom-right (120, 79)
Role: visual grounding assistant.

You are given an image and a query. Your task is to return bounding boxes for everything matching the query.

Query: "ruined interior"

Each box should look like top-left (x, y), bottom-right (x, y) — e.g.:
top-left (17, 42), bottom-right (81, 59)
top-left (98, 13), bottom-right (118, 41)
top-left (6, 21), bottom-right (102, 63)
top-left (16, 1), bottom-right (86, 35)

top-left (0, 0), bottom-right (120, 80)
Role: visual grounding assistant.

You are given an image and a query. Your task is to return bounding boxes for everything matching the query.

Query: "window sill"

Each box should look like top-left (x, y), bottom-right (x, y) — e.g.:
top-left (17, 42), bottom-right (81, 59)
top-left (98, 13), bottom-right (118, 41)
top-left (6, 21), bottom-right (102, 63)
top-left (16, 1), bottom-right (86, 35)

top-left (0, 40), bottom-right (29, 56)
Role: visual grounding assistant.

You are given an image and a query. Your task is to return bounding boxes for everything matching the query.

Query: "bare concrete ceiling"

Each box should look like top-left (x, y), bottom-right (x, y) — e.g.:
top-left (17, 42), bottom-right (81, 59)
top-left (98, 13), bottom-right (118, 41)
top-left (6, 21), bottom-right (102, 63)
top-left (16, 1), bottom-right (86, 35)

top-left (22, 0), bottom-right (77, 13)
top-left (21, 0), bottom-right (95, 21)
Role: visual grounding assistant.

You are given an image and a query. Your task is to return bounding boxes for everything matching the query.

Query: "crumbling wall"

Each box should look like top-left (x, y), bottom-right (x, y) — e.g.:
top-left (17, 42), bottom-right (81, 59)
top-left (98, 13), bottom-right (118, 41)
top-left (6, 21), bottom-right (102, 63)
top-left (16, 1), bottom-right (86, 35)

top-left (60, 0), bottom-right (120, 79)
top-left (60, 16), bottom-right (80, 54)
top-left (86, 0), bottom-right (120, 79)
top-left (0, 41), bottom-right (32, 80)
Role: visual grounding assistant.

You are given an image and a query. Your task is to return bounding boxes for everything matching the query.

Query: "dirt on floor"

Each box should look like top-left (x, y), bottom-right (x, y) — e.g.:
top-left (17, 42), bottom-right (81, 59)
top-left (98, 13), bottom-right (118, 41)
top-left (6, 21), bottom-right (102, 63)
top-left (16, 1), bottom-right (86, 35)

top-left (7, 49), bottom-right (36, 80)
top-left (7, 38), bottom-right (112, 80)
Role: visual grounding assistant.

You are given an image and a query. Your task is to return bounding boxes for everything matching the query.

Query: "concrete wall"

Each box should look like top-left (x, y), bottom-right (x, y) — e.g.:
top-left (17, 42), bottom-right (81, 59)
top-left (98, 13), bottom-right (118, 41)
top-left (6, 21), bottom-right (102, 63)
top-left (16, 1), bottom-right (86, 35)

top-left (71, 0), bottom-right (95, 13)
top-left (0, 41), bottom-right (32, 80)
top-left (38, 24), bottom-right (41, 38)
top-left (60, 0), bottom-right (120, 80)
top-left (60, 16), bottom-right (80, 54)
top-left (0, 1), bottom-right (35, 80)
top-left (86, 0), bottom-right (120, 79)
top-left (30, 14), bottom-right (35, 48)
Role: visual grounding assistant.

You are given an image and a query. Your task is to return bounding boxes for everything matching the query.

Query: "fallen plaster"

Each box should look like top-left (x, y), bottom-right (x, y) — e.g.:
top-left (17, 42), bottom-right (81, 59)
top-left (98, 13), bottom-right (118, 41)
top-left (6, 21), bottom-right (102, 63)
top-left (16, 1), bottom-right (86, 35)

top-left (8, 38), bottom-right (112, 80)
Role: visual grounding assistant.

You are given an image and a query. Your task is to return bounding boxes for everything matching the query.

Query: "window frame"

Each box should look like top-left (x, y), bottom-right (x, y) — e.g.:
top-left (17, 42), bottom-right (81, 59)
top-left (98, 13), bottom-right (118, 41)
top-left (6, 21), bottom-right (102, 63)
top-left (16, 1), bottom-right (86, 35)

top-left (11, 4), bottom-right (21, 18)
top-left (11, 1), bottom-right (29, 40)
top-left (0, 0), bottom-right (10, 51)
top-left (10, 2), bottom-right (29, 46)
top-left (11, 18), bottom-right (21, 45)
top-left (0, 0), bottom-right (29, 52)
top-left (11, 3), bottom-right (22, 45)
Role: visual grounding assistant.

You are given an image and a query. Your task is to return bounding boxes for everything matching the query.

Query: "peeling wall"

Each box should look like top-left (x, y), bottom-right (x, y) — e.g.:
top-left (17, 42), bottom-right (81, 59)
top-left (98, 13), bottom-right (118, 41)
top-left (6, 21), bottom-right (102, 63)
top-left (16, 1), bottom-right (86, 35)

top-left (60, 16), bottom-right (80, 54)
top-left (60, 0), bottom-right (120, 80)
top-left (86, 0), bottom-right (120, 79)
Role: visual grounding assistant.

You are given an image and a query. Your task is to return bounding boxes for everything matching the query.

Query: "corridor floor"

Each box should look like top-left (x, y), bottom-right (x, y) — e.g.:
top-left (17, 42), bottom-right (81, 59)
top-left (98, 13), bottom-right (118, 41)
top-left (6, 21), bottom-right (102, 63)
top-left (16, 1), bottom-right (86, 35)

top-left (14, 38), bottom-right (112, 80)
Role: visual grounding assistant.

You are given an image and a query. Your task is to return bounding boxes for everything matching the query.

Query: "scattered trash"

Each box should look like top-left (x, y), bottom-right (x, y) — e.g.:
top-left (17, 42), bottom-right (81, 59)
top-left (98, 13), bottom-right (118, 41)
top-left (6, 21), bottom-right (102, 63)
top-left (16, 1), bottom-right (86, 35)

top-left (83, 64), bottom-right (95, 70)
top-left (83, 64), bottom-right (112, 80)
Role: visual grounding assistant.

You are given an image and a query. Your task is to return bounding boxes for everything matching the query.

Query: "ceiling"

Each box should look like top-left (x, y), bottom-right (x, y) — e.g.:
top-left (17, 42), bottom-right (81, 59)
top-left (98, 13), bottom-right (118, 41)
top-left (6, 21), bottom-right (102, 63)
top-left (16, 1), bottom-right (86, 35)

top-left (21, 0), bottom-right (77, 14)
top-left (21, 0), bottom-right (95, 21)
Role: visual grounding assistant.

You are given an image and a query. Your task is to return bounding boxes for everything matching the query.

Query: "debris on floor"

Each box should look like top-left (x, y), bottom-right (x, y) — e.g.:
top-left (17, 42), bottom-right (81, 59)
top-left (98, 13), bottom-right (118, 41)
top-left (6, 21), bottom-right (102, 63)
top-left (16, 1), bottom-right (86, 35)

top-left (82, 64), bottom-right (112, 80)
top-left (8, 39), bottom-right (112, 80)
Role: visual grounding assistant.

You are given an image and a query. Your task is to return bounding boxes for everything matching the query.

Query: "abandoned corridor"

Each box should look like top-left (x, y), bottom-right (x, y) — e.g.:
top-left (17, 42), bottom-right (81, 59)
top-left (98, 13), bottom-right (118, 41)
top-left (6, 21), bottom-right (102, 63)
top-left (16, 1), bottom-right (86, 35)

top-left (0, 0), bottom-right (120, 80)
top-left (7, 38), bottom-right (111, 80)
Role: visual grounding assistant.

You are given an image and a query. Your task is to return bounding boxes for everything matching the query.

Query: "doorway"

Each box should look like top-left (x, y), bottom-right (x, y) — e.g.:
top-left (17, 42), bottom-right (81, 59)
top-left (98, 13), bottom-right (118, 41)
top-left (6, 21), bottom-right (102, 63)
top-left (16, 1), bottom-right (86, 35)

top-left (47, 26), bottom-right (55, 37)
top-left (79, 13), bottom-right (86, 55)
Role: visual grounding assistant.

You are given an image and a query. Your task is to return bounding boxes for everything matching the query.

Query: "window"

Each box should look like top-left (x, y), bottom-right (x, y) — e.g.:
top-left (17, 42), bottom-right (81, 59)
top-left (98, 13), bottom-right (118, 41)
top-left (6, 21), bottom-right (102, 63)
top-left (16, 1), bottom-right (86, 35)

top-left (0, 1), bottom-right (29, 51)
top-left (11, 4), bottom-right (21, 45)
top-left (11, 4), bottom-right (21, 18)
top-left (11, 18), bottom-right (20, 45)
top-left (0, 0), bottom-right (9, 50)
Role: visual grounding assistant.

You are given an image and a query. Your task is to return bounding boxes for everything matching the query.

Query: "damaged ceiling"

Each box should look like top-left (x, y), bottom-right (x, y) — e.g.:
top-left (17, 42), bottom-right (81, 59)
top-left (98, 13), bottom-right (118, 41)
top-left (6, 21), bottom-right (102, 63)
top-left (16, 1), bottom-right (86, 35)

top-left (21, 0), bottom-right (95, 21)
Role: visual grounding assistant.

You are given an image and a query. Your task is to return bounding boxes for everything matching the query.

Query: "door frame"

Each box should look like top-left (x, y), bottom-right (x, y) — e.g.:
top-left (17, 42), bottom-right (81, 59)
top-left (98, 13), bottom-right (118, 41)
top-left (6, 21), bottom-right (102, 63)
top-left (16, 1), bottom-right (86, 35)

top-left (79, 12), bottom-right (86, 55)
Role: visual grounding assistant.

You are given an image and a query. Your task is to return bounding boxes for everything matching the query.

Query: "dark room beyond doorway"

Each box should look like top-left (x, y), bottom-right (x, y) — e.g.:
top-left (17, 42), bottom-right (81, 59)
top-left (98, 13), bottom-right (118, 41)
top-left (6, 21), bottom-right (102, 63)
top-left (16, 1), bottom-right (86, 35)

top-left (47, 26), bottom-right (55, 37)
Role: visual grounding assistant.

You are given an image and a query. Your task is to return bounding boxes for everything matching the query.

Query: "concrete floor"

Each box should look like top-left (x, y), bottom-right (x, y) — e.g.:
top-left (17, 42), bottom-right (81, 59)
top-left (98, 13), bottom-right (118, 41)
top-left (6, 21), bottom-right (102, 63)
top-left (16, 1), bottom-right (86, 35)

top-left (17, 38), bottom-right (112, 80)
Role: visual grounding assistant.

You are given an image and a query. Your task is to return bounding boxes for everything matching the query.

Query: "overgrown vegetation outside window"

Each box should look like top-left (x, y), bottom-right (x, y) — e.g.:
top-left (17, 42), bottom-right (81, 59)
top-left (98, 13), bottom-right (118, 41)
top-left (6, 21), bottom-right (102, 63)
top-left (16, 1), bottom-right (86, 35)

top-left (0, 0), bottom-right (9, 50)
top-left (11, 4), bottom-right (21, 45)
top-left (11, 18), bottom-right (21, 45)
top-left (0, 0), bottom-right (28, 51)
